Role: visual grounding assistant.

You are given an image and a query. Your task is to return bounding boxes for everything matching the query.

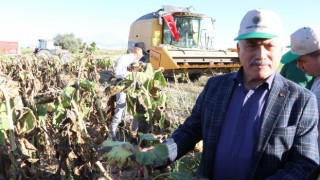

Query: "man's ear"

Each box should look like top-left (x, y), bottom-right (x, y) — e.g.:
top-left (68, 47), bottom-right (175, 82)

top-left (316, 53), bottom-right (320, 61)
top-left (236, 42), bottom-right (240, 53)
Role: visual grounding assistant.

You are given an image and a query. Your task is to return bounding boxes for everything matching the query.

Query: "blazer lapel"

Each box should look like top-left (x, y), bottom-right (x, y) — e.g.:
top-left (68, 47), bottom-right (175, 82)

top-left (250, 74), bottom-right (289, 175)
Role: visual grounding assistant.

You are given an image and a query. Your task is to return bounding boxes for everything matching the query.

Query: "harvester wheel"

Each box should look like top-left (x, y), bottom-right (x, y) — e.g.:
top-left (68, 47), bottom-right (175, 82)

top-left (35, 49), bottom-right (52, 59)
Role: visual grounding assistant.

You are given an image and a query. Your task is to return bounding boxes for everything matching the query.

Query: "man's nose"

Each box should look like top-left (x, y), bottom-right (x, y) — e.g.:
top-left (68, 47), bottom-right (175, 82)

top-left (255, 45), bottom-right (267, 59)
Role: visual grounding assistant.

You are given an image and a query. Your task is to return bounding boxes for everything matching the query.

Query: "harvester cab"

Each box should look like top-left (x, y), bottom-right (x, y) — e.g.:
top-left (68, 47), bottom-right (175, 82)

top-left (34, 39), bottom-right (56, 57)
top-left (34, 39), bottom-right (72, 63)
top-left (128, 5), bottom-right (240, 78)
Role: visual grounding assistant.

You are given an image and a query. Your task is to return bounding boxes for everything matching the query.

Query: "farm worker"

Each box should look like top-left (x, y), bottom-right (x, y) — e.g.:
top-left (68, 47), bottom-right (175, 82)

top-left (280, 58), bottom-right (314, 89)
top-left (110, 42), bottom-right (148, 141)
top-left (280, 26), bottom-right (320, 117)
top-left (280, 27), bottom-right (320, 169)
top-left (139, 9), bottom-right (319, 179)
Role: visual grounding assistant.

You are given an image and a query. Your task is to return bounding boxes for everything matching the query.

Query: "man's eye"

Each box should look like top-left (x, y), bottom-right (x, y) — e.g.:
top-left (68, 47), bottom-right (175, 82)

top-left (264, 44), bottom-right (276, 50)
top-left (246, 44), bottom-right (255, 49)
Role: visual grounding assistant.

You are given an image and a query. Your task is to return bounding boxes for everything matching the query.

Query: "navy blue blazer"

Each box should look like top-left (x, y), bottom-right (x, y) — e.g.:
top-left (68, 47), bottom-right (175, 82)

top-left (165, 72), bottom-right (319, 179)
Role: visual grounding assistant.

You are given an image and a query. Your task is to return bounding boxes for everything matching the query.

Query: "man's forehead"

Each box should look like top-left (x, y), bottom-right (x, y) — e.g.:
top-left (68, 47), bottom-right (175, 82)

top-left (297, 55), bottom-right (312, 62)
top-left (242, 38), bottom-right (282, 45)
top-left (244, 38), bottom-right (275, 42)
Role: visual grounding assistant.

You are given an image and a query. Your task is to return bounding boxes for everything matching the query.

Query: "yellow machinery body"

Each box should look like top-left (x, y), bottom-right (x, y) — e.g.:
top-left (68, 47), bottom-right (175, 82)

top-left (128, 5), bottom-right (240, 76)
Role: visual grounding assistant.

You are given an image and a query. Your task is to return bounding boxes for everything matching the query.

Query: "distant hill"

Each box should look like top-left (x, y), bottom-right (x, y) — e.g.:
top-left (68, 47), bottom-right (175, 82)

top-left (82, 32), bottom-right (127, 50)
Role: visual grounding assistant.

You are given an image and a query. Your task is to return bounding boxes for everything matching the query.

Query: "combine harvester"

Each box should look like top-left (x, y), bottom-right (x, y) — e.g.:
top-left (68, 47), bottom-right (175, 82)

top-left (33, 39), bottom-right (73, 63)
top-left (128, 5), bottom-right (240, 79)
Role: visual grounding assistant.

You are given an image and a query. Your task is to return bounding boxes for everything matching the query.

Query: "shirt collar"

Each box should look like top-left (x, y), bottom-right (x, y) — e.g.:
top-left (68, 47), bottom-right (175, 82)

top-left (233, 67), bottom-right (275, 90)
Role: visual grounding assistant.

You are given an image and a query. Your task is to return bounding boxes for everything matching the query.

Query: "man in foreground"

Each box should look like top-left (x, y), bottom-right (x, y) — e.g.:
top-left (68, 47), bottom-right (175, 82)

top-left (140, 9), bottom-right (319, 179)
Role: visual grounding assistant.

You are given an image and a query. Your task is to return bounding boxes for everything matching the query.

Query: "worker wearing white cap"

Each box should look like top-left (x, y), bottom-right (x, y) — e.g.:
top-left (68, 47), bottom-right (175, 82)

top-left (281, 26), bottom-right (320, 114)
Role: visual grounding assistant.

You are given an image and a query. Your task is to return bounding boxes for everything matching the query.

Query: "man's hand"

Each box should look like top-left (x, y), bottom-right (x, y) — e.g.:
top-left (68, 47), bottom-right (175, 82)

top-left (140, 146), bottom-right (155, 152)
top-left (136, 144), bottom-right (169, 168)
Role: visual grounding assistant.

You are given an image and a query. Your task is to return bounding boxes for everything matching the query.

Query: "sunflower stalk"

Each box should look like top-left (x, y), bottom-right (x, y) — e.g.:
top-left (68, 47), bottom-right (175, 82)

top-left (0, 85), bottom-right (17, 151)
top-left (92, 90), bottom-right (109, 131)
top-left (71, 100), bottom-right (88, 136)
top-left (0, 85), bottom-right (18, 179)
top-left (140, 85), bottom-right (153, 132)
top-left (95, 161), bottom-right (112, 179)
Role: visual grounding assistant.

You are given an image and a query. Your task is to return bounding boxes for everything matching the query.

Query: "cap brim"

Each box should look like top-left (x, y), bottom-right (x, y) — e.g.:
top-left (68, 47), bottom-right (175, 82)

top-left (234, 32), bottom-right (278, 40)
top-left (281, 50), bottom-right (300, 64)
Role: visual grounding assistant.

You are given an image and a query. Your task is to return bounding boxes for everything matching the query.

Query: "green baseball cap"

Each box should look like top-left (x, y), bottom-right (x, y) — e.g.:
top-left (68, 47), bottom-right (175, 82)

top-left (280, 50), bottom-right (300, 64)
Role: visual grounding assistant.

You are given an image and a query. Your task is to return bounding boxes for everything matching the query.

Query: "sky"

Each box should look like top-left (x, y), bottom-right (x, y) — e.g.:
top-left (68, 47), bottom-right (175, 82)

top-left (1, 0), bottom-right (320, 50)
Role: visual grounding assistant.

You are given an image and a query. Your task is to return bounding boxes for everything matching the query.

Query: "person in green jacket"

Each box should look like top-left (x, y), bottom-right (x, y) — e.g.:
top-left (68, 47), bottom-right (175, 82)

top-left (280, 50), bottom-right (314, 89)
